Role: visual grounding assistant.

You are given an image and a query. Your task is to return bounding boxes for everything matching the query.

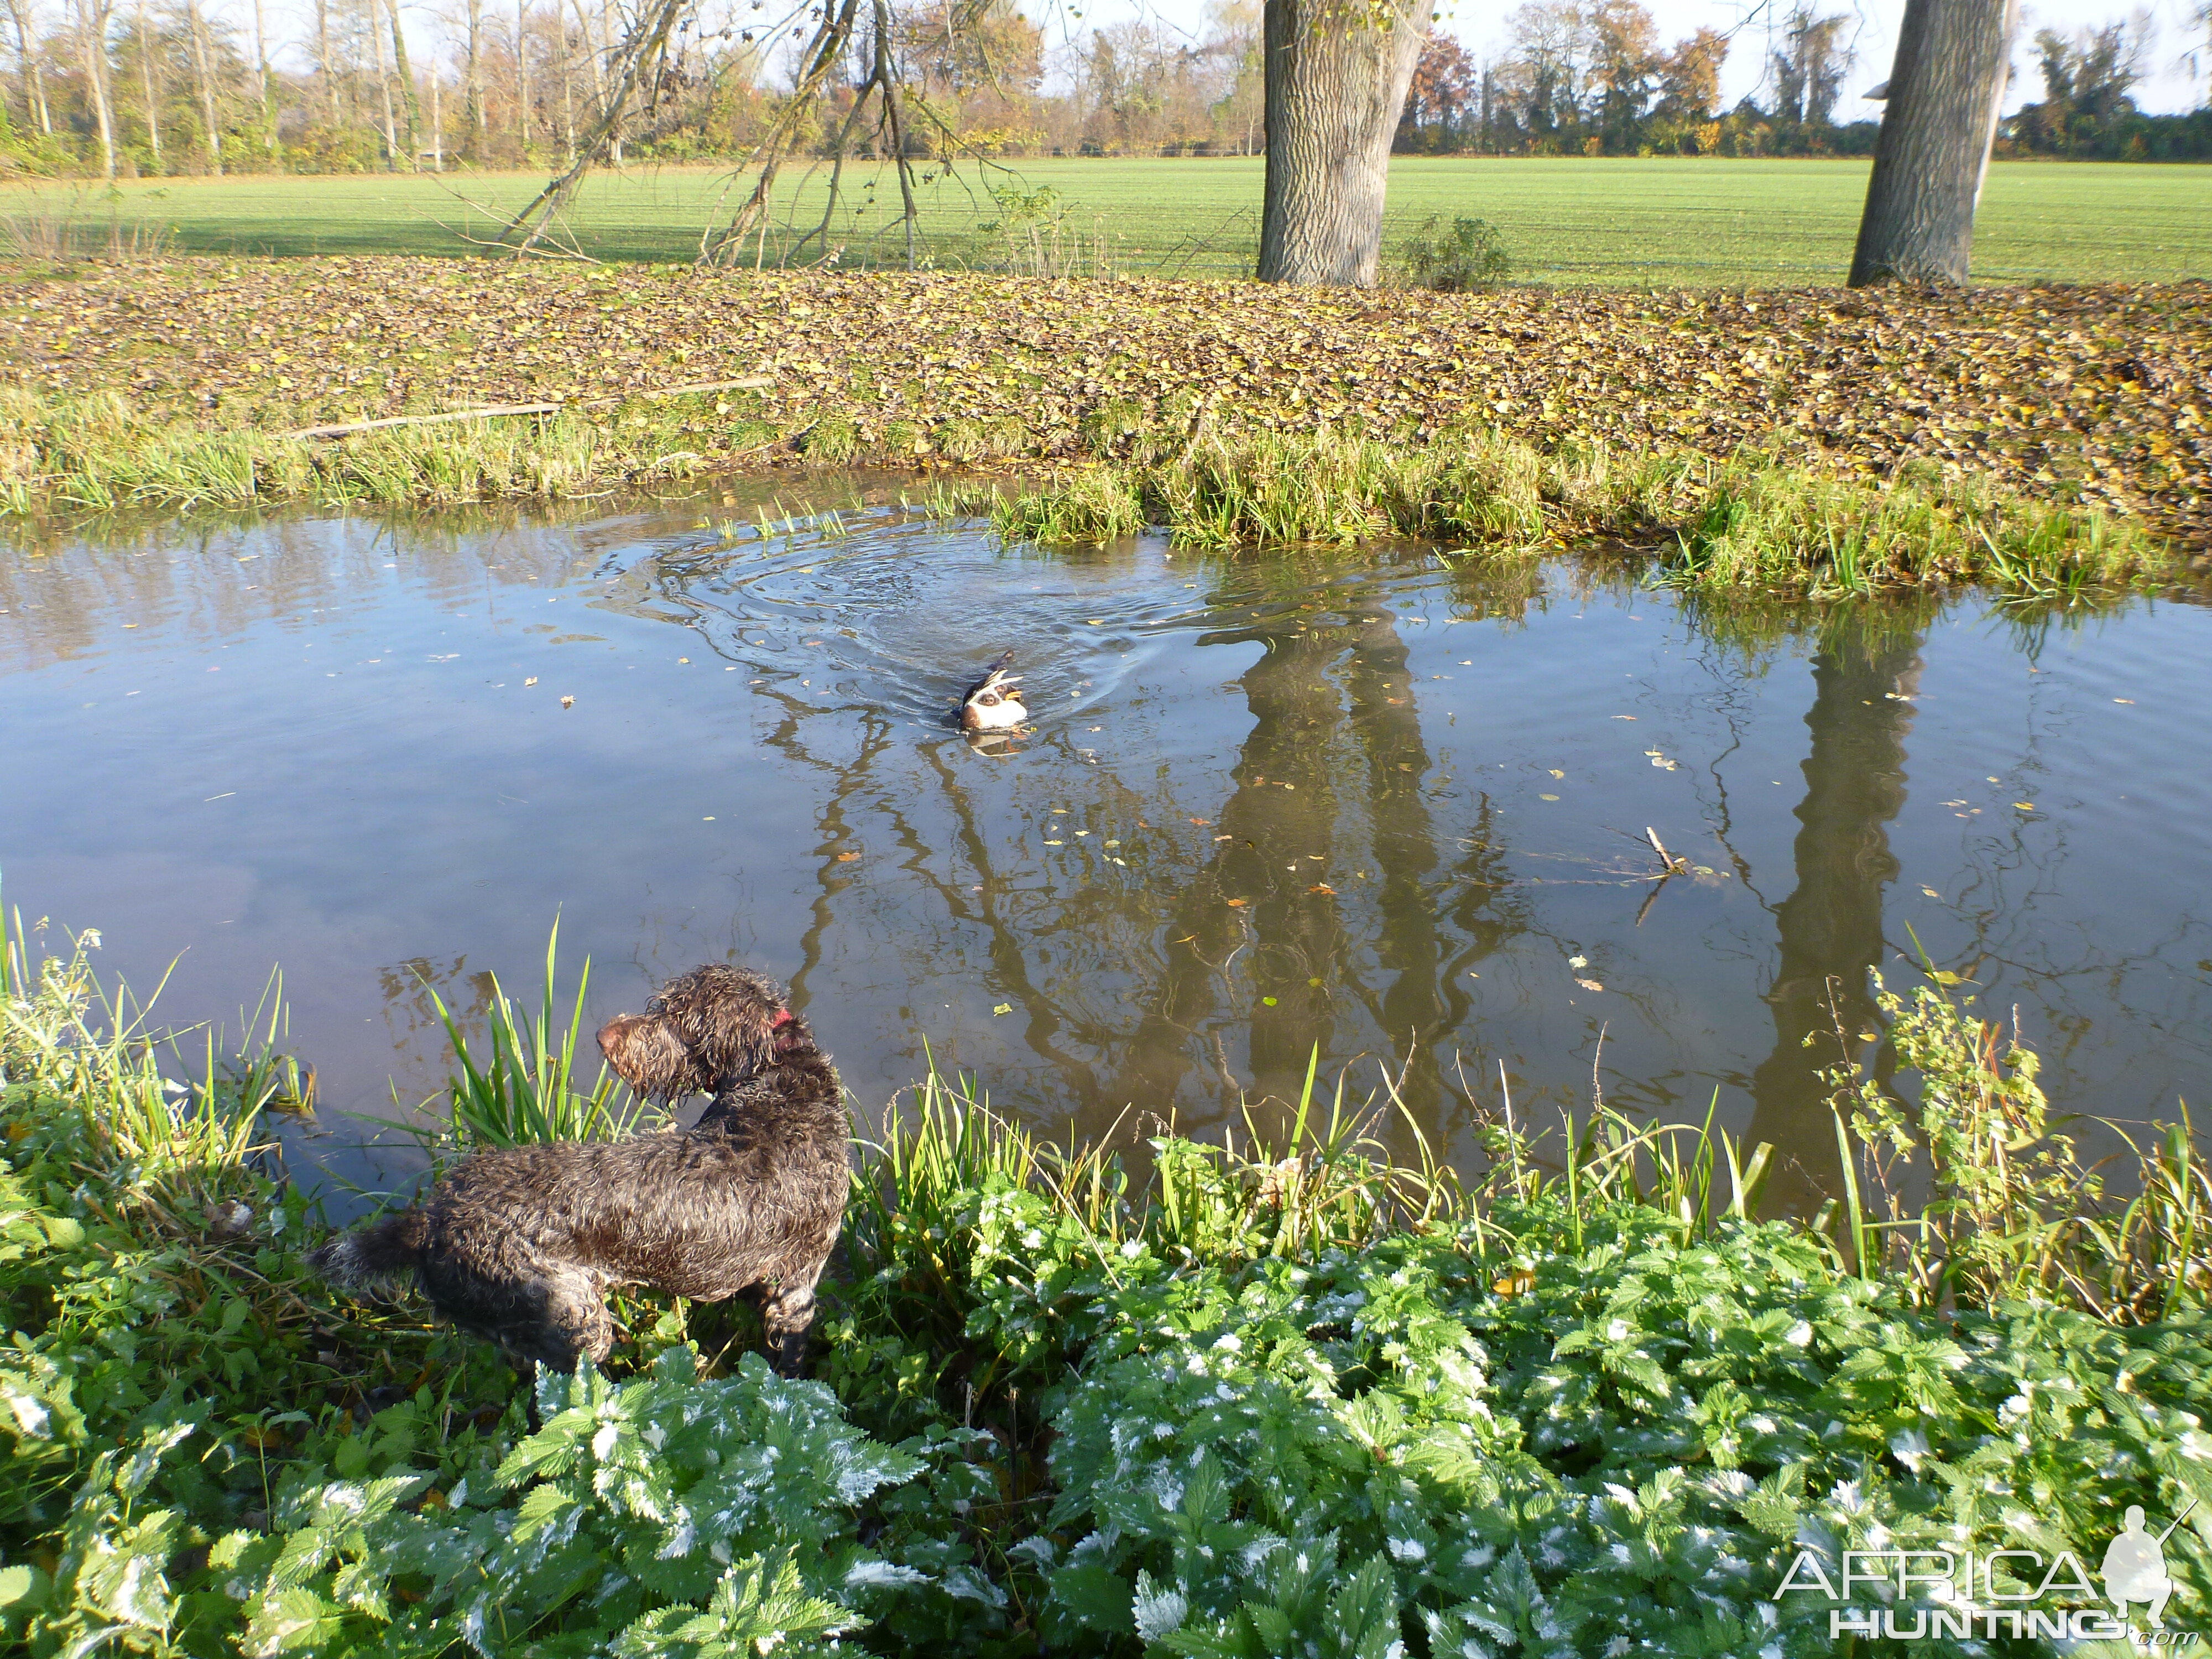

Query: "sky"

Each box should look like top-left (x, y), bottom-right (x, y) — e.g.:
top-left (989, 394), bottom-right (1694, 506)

top-left (1042, 0), bottom-right (2212, 115)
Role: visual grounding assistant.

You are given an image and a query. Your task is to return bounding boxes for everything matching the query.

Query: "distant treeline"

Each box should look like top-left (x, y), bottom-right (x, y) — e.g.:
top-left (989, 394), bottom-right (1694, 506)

top-left (1392, 4), bottom-right (2211, 160)
top-left (3, 0), bottom-right (2204, 180)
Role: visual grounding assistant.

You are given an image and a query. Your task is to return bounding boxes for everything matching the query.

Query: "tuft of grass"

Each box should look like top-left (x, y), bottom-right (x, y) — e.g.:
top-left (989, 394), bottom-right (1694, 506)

top-left (991, 466), bottom-right (1145, 542)
top-left (0, 387), bottom-right (782, 518)
top-left (801, 415), bottom-right (860, 463)
top-left (0, 898), bottom-right (301, 1223)
top-left (985, 423), bottom-right (2174, 599)
top-left (421, 919), bottom-right (644, 1149)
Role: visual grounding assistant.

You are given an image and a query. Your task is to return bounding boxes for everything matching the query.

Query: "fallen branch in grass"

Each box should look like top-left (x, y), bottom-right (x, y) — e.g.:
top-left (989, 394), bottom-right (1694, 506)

top-left (289, 403), bottom-right (566, 440)
top-left (289, 378), bottom-right (776, 441)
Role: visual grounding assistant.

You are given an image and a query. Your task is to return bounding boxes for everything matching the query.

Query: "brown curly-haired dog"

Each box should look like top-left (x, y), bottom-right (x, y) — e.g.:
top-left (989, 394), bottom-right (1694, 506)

top-left (307, 965), bottom-right (848, 1377)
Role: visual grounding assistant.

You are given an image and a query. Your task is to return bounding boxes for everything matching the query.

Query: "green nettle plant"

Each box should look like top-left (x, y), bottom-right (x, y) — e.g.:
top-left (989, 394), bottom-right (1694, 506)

top-left (4, 911), bottom-right (2209, 1657)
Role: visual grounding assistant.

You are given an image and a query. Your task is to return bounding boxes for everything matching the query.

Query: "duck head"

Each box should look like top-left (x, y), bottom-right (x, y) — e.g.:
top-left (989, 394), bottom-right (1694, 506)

top-left (959, 651), bottom-right (1026, 732)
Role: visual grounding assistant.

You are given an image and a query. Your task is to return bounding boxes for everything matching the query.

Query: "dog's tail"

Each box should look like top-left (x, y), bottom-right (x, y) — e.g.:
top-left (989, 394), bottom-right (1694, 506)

top-left (307, 1209), bottom-right (429, 1293)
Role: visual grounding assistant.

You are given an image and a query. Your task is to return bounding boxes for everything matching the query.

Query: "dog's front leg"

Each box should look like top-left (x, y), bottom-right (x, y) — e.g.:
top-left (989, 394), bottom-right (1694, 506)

top-left (762, 1259), bottom-right (828, 1379)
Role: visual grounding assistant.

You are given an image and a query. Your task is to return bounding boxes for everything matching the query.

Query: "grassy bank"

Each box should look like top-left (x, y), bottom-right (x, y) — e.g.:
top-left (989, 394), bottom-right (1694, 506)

top-left (3, 916), bottom-right (2209, 1655)
top-left (2, 258), bottom-right (2206, 557)
top-left (32, 158), bottom-right (2212, 286)
top-left (5, 388), bottom-right (2179, 599)
top-left (944, 426), bottom-right (2178, 599)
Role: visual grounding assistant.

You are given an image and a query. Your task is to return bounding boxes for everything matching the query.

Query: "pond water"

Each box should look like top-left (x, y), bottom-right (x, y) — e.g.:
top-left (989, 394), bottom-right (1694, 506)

top-left (4, 484), bottom-right (2210, 1218)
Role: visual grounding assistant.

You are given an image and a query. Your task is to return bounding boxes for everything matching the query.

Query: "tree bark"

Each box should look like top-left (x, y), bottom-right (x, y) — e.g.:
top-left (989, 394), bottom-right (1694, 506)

top-left (463, 0), bottom-right (483, 149)
top-left (5, 0), bottom-right (51, 135)
top-left (185, 0), bottom-right (221, 174)
top-left (386, 0), bottom-right (422, 165)
top-left (515, 0), bottom-right (530, 145)
top-left (313, 0), bottom-right (335, 122)
top-left (1847, 0), bottom-right (2019, 286)
top-left (135, 0), bottom-right (161, 169)
top-left (251, 0), bottom-right (276, 159)
top-left (1256, 0), bottom-right (1426, 286)
top-left (73, 0), bottom-right (118, 178)
top-left (373, 0), bottom-right (400, 166)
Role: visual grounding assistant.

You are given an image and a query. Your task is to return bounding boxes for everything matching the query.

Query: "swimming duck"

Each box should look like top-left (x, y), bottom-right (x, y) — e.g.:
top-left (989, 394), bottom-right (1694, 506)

top-left (959, 650), bottom-right (1026, 731)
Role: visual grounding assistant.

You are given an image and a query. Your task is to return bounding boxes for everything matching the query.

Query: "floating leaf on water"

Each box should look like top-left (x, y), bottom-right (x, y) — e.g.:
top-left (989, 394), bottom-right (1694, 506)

top-left (525, 677), bottom-right (538, 686)
top-left (2013, 802), bottom-right (2037, 811)
top-left (1922, 886), bottom-right (1942, 898)
top-left (1308, 883), bottom-right (1335, 894)
top-left (1569, 955), bottom-right (1588, 969)
top-left (992, 1003), bottom-right (1012, 1016)
top-left (1261, 997), bottom-right (1277, 1006)
top-left (837, 852), bottom-right (860, 862)
top-left (561, 696), bottom-right (575, 707)
top-left (1575, 978), bottom-right (1604, 992)
top-left (1225, 898), bottom-right (1249, 907)
top-left (1540, 794), bottom-right (1560, 801)
top-left (2115, 698), bottom-right (2136, 705)
top-left (1548, 769), bottom-right (1565, 778)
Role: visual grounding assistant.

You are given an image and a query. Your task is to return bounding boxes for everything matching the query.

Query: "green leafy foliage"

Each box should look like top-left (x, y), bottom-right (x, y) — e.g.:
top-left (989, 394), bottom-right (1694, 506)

top-left (6, 922), bottom-right (2210, 1657)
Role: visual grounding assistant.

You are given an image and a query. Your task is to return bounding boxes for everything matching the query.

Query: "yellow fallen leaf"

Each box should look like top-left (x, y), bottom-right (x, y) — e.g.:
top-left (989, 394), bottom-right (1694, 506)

top-left (2012, 802), bottom-right (2037, 811)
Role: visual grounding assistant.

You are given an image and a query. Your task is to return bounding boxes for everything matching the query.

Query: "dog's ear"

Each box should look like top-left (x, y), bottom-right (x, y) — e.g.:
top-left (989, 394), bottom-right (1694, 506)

top-left (691, 984), bottom-right (779, 1081)
top-left (598, 1013), bottom-right (705, 1101)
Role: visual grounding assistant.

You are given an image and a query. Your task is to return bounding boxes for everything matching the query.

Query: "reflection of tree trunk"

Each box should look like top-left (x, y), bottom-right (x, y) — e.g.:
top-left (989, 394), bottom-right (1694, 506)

top-left (1344, 614), bottom-right (1446, 1120)
top-left (1109, 589), bottom-right (1467, 1134)
top-left (1747, 619), bottom-right (1923, 1215)
top-left (1110, 613), bottom-right (1347, 1121)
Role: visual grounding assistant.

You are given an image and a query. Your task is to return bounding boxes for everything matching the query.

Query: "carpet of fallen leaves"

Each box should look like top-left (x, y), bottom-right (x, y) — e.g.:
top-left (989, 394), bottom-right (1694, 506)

top-left (7, 256), bottom-right (2208, 545)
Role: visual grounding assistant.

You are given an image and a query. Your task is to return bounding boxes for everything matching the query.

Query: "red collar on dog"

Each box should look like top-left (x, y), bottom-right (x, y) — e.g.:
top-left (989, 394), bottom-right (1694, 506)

top-left (770, 1008), bottom-right (796, 1027)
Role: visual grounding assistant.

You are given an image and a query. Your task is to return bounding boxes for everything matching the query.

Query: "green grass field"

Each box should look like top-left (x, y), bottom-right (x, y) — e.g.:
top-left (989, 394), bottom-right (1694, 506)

top-left (23, 154), bottom-right (2212, 286)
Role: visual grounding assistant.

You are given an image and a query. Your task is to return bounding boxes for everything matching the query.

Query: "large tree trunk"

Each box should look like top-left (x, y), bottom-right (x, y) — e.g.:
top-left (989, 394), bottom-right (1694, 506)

top-left (515, 0), bottom-right (530, 146)
top-left (463, 0), bottom-right (484, 151)
top-left (1256, 0), bottom-right (1425, 286)
top-left (185, 0), bottom-right (222, 174)
top-left (1847, 0), bottom-right (2019, 286)
top-left (385, 0), bottom-right (421, 166)
top-left (251, 0), bottom-right (276, 160)
top-left (135, 0), bottom-right (161, 170)
top-left (74, 0), bottom-right (118, 178)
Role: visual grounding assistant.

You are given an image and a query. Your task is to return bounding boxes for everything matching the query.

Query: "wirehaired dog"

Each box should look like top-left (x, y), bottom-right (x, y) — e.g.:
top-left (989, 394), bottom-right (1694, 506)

top-left (308, 965), bottom-right (848, 1377)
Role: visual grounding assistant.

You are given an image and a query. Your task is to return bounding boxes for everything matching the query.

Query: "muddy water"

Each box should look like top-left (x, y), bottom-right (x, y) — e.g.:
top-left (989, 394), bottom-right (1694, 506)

top-left (4, 488), bottom-right (2209, 1217)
